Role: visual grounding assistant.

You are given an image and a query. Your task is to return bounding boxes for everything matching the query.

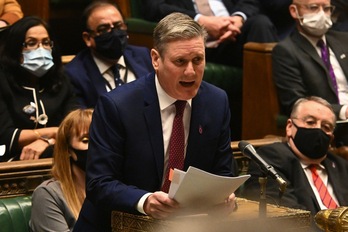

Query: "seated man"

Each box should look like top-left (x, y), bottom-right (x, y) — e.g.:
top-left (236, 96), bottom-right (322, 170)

top-left (273, 0), bottom-right (348, 120)
top-left (65, 1), bottom-right (153, 108)
top-left (243, 96), bottom-right (348, 228)
top-left (273, 0), bottom-right (348, 148)
top-left (142, 0), bottom-right (278, 67)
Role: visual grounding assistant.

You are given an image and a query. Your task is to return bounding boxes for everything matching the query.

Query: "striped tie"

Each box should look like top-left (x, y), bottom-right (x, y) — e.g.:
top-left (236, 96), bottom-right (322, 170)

top-left (309, 165), bottom-right (337, 209)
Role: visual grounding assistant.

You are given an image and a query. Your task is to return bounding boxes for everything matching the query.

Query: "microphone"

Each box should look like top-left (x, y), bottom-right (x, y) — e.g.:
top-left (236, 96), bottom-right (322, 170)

top-left (238, 141), bottom-right (287, 195)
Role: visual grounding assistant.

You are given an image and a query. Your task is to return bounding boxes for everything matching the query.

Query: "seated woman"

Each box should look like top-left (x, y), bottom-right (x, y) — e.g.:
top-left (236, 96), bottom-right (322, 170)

top-left (0, 16), bottom-right (77, 162)
top-left (29, 108), bottom-right (93, 231)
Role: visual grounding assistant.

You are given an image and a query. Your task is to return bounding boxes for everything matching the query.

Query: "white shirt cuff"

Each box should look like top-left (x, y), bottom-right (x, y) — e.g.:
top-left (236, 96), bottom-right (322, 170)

top-left (339, 105), bottom-right (348, 120)
top-left (194, 13), bottom-right (202, 22)
top-left (136, 193), bottom-right (152, 215)
top-left (232, 12), bottom-right (247, 22)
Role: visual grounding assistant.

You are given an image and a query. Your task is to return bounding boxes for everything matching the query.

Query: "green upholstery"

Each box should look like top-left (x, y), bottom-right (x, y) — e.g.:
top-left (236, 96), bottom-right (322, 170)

top-left (0, 196), bottom-right (32, 232)
top-left (126, 0), bottom-right (156, 36)
top-left (203, 63), bottom-right (243, 98)
top-left (203, 63), bottom-right (243, 140)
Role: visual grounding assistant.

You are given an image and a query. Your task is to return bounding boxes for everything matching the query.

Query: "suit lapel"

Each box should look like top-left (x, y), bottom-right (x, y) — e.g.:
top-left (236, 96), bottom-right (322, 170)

top-left (293, 31), bottom-right (337, 95)
top-left (84, 52), bottom-right (108, 95)
top-left (326, 31), bottom-right (348, 83)
top-left (143, 73), bottom-right (166, 181)
top-left (185, 87), bottom-right (206, 168)
top-left (123, 47), bottom-right (149, 79)
top-left (323, 157), bottom-right (343, 204)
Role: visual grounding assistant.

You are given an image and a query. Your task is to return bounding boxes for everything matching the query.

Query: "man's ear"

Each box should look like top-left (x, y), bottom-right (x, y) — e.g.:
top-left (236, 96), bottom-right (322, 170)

top-left (151, 49), bottom-right (160, 70)
top-left (82, 32), bottom-right (92, 47)
top-left (289, 4), bottom-right (299, 19)
top-left (285, 118), bottom-right (293, 138)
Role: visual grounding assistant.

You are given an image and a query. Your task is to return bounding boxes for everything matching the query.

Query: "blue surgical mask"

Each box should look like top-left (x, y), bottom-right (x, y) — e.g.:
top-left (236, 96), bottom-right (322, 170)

top-left (21, 47), bottom-right (54, 77)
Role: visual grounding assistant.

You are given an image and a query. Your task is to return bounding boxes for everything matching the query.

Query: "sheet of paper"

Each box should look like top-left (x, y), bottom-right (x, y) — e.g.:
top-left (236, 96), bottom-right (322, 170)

top-left (168, 166), bottom-right (250, 211)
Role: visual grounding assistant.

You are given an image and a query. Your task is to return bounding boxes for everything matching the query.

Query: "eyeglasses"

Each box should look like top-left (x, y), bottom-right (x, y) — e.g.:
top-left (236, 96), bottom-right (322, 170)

top-left (23, 39), bottom-right (54, 50)
top-left (291, 117), bottom-right (335, 134)
top-left (295, 4), bottom-right (335, 14)
top-left (88, 21), bottom-right (127, 36)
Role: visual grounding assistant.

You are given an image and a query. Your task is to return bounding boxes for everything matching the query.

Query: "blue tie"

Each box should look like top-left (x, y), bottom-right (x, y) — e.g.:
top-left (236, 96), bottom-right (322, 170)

top-left (112, 64), bottom-right (124, 87)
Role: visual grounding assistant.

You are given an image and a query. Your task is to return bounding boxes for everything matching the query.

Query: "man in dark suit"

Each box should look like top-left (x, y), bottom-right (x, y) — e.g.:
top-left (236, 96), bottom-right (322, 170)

top-left (142, 0), bottom-right (278, 67)
top-left (65, 1), bottom-right (153, 108)
top-left (74, 12), bottom-right (238, 232)
top-left (243, 96), bottom-right (348, 229)
top-left (273, 0), bottom-right (348, 120)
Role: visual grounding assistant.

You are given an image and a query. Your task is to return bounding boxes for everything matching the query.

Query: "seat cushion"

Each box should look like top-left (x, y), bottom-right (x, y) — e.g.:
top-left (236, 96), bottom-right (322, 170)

top-left (0, 196), bottom-right (32, 232)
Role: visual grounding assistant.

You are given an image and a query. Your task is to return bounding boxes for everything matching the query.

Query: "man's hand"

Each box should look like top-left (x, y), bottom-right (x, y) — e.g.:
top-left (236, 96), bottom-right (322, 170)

top-left (198, 15), bottom-right (232, 40)
top-left (209, 193), bottom-right (237, 216)
top-left (20, 139), bottom-right (53, 160)
top-left (143, 191), bottom-right (180, 219)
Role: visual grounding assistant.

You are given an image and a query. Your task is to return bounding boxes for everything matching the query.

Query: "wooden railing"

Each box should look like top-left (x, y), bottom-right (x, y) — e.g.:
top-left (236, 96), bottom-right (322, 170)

top-left (0, 158), bottom-right (52, 198)
top-left (0, 137), bottom-right (282, 198)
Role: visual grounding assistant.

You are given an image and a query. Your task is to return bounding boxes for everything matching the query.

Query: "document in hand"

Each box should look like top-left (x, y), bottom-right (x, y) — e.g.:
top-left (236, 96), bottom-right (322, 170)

top-left (168, 166), bottom-right (250, 210)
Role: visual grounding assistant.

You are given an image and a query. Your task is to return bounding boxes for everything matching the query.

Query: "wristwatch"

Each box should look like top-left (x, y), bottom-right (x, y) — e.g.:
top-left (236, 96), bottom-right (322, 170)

top-left (39, 136), bottom-right (54, 146)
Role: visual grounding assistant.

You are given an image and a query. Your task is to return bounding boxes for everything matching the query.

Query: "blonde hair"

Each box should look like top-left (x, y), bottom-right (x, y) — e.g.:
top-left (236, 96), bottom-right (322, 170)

top-left (153, 12), bottom-right (208, 56)
top-left (51, 108), bottom-right (93, 219)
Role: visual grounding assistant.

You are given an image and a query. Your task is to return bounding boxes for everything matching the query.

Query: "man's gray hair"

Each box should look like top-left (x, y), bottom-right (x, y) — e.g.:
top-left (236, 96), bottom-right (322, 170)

top-left (153, 12), bottom-right (208, 56)
top-left (291, 96), bottom-right (336, 122)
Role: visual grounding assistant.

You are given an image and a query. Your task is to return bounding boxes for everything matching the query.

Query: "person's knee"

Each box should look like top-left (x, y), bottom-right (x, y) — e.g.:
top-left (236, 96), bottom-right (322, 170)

top-left (247, 14), bottom-right (274, 29)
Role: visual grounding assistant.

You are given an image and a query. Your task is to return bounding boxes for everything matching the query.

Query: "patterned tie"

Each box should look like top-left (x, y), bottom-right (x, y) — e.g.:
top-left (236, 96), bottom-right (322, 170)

top-left (317, 39), bottom-right (339, 100)
top-left (112, 64), bottom-right (124, 87)
top-left (309, 165), bottom-right (338, 209)
top-left (195, 0), bottom-right (214, 16)
top-left (161, 100), bottom-right (187, 193)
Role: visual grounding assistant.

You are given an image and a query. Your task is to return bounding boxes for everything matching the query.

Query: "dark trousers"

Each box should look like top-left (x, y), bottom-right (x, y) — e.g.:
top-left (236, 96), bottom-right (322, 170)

top-left (206, 14), bottom-right (278, 68)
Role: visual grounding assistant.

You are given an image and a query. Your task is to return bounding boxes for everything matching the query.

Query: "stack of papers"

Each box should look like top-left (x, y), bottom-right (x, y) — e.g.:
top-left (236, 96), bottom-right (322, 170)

top-left (168, 166), bottom-right (250, 211)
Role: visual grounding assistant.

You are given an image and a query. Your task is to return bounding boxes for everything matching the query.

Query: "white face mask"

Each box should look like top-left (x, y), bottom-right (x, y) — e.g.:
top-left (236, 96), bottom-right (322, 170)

top-left (21, 47), bottom-right (54, 77)
top-left (296, 8), bottom-right (332, 37)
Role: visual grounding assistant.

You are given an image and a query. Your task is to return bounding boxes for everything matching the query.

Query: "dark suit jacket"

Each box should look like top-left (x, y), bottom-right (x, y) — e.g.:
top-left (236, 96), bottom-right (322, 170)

top-left (64, 45), bottom-right (153, 108)
top-left (143, 0), bottom-right (261, 22)
top-left (244, 142), bottom-right (348, 216)
top-left (273, 29), bottom-right (348, 117)
top-left (74, 72), bottom-right (236, 232)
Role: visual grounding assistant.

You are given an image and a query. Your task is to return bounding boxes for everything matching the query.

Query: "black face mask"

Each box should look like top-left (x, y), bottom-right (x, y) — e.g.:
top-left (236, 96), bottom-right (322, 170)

top-left (291, 121), bottom-right (331, 159)
top-left (94, 29), bottom-right (128, 60)
top-left (70, 148), bottom-right (88, 171)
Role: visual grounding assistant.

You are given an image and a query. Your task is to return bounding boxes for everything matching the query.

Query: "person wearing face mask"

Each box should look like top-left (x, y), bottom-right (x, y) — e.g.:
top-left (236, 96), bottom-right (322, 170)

top-left (0, 16), bottom-right (78, 162)
top-left (272, 0), bottom-right (348, 152)
top-left (243, 96), bottom-right (348, 229)
top-left (272, 0), bottom-right (348, 121)
top-left (64, 1), bottom-right (154, 109)
top-left (29, 108), bottom-right (93, 232)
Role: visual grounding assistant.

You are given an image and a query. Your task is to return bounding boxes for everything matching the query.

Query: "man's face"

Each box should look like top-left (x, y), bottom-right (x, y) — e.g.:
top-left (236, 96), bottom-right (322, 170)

top-left (286, 100), bottom-right (335, 163)
top-left (291, 0), bottom-right (332, 17)
top-left (83, 5), bottom-right (125, 49)
top-left (151, 37), bottom-right (205, 100)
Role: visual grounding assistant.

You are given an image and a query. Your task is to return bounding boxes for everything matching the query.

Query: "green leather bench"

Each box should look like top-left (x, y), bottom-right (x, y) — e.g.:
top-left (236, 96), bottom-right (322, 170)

top-left (0, 196), bottom-right (32, 232)
top-left (203, 63), bottom-right (243, 140)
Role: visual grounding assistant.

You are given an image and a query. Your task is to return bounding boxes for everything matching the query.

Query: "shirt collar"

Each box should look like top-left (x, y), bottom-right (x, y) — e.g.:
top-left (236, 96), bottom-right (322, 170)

top-left (299, 31), bottom-right (327, 48)
top-left (92, 53), bottom-right (126, 74)
top-left (155, 74), bottom-right (192, 110)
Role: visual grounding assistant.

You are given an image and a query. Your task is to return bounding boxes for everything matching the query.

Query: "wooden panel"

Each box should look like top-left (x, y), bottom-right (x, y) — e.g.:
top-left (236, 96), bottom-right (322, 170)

top-left (0, 158), bottom-right (52, 198)
top-left (17, 0), bottom-right (49, 21)
top-left (114, 0), bottom-right (131, 18)
top-left (112, 198), bottom-right (311, 232)
top-left (242, 42), bottom-right (284, 140)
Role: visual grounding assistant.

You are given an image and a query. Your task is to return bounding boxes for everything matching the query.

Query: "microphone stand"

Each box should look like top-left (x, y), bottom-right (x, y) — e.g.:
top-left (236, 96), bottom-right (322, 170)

top-left (258, 174), bottom-right (267, 218)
